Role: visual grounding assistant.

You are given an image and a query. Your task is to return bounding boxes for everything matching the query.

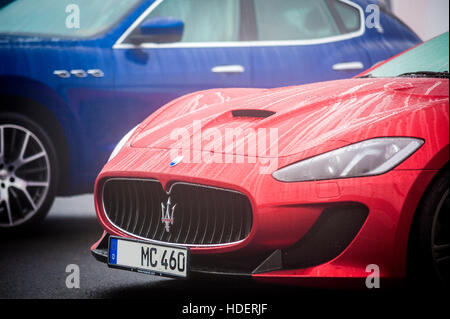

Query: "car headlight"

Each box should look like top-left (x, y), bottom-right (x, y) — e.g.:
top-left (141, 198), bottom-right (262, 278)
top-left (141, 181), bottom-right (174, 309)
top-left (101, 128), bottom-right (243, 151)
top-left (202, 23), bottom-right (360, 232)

top-left (272, 137), bottom-right (424, 182)
top-left (108, 125), bottom-right (139, 162)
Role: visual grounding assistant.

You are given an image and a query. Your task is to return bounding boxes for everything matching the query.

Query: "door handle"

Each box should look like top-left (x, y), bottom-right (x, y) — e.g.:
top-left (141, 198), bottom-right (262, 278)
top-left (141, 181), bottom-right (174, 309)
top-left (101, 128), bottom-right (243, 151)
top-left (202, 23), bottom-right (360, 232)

top-left (332, 62), bottom-right (364, 71)
top-left (211, 65), bottom-right (245, 74)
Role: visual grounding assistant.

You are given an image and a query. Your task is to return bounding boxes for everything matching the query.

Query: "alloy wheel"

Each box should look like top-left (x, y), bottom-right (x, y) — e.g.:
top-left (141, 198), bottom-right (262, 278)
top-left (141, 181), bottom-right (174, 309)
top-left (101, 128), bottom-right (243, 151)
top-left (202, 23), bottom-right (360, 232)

top-left (0, 124), bottom-right (51, 227)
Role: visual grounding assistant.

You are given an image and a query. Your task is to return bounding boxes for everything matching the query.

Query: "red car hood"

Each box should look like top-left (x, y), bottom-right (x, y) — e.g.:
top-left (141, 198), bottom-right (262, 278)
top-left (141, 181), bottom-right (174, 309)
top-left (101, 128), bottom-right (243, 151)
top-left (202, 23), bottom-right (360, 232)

top-left (131, 78), bottom-right (448, 158)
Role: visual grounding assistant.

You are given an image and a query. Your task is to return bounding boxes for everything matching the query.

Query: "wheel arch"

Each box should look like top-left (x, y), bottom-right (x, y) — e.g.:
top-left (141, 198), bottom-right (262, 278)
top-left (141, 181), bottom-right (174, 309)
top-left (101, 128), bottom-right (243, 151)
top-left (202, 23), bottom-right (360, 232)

top-left (393, 160), bottom-right (449, 277)
top-left (0, 76), bottom-right (75, 195)
top-left (407, 162), bottom-right (449, 247)
top-left (404, 162), bottom-right (449, 282)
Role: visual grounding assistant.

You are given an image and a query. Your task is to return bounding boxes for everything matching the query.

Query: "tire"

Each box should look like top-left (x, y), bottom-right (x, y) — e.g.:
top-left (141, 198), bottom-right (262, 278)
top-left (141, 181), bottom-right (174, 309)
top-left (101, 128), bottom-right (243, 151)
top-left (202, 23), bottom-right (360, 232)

top-left (408, 167), bottom-right (449, 287)
top-left (0, 112), bottom-right (59, 228)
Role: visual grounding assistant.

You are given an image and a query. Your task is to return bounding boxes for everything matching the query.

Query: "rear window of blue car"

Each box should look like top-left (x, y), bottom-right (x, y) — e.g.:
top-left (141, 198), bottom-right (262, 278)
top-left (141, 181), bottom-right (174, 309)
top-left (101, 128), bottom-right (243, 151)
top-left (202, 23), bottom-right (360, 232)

top-left (0, 0), bottom-right (141, 38)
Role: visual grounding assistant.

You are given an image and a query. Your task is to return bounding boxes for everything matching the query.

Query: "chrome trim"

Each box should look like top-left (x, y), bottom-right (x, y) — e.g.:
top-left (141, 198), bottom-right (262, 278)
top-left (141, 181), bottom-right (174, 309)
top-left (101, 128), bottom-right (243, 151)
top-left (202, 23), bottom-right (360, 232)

top-left (70, 69), bottom-right (87, 78)
top-left (87, 69), bottom-right (105, 78)
top-left (53, 70), bottom-right (70, 78)
top-left (101, 177), bottom-right (251, 248)
top-left (113, 0), bottom-right (365, 49)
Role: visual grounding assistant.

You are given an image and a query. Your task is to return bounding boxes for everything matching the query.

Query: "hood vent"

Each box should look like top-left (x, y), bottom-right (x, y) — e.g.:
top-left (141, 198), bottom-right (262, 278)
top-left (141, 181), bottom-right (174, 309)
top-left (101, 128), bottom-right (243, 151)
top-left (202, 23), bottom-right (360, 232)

top-left (231, 109), bottom-right (275, 118)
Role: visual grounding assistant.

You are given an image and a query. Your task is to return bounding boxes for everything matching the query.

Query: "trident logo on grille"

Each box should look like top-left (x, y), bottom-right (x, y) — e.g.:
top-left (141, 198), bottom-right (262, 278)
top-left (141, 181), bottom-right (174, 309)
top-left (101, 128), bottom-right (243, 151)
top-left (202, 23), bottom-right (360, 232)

top-left (161, 197), bottom-right (177, 232)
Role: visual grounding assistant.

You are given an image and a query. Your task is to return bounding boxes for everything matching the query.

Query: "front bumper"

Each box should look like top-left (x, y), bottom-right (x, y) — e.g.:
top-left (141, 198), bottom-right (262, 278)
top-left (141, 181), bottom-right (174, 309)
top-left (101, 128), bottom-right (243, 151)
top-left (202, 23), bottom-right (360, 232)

top-left (92, 200), bottom-right (368, 274)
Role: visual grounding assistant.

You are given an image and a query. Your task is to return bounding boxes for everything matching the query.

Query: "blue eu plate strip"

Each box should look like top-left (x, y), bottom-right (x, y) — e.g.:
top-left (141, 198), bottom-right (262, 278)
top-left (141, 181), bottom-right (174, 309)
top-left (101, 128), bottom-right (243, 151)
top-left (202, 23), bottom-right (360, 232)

top-left (109, 238), bottom-right (118, 265)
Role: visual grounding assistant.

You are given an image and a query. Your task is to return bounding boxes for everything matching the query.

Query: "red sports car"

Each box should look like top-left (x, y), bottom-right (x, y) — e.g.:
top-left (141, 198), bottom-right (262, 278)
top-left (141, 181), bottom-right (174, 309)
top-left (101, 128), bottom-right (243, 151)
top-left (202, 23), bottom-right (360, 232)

top-left (91, 33), bottom-right (449, 288)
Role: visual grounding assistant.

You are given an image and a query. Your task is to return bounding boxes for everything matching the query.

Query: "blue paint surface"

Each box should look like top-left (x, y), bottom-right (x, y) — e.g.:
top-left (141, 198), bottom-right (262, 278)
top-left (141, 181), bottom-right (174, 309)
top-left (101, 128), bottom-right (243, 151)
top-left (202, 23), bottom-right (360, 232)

top-left (109, 238), bottom-right (118, 265)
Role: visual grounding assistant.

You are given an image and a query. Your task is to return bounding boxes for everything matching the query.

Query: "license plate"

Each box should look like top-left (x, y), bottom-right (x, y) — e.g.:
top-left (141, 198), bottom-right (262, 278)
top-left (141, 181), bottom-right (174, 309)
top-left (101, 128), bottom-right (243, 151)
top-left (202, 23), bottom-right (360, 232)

top-left (107, 236), bottom-right (189, 278)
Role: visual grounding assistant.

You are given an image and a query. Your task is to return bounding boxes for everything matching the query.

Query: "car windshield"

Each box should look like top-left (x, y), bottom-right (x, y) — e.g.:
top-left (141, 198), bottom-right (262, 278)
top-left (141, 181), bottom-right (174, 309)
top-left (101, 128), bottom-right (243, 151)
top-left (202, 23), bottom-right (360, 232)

top-left (363, 32), bottom-right (449, 78)
top-left (0, 0), bottom-right (142, 38)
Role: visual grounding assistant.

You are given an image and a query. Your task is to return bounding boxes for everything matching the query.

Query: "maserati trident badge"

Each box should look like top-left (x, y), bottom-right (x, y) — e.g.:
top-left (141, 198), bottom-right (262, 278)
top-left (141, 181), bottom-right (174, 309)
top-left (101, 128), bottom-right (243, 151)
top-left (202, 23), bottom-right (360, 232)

top-left (170, 155), bottom-right (183, 167)
top-left (161, 197), bottom-right (177, 232)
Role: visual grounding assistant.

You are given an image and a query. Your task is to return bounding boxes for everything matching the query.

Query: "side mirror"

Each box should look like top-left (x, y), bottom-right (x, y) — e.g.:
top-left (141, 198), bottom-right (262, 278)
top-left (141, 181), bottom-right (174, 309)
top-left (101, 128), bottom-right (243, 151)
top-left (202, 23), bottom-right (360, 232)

top-left (138, 17), bottom-right (184, 44)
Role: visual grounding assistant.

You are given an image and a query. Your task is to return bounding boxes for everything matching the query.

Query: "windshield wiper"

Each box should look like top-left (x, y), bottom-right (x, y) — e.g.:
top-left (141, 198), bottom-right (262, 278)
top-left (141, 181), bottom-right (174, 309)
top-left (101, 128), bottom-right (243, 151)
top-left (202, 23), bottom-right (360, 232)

top-left (357, 74), bottom-right (374, 78)
top-left (398, 71), bottom-right (449, 78)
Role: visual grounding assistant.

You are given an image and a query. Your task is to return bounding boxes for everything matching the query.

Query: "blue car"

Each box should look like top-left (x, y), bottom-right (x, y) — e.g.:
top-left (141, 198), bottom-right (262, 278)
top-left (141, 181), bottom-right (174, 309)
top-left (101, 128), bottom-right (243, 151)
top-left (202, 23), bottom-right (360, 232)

top-left (0, 0), bottom-right (420, 228)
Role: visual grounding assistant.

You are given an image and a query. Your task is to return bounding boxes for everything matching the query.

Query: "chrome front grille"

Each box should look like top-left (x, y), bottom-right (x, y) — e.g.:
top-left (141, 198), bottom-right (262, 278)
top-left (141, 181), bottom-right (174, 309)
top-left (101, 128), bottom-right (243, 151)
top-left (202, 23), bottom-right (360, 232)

top-left (102, 179), bottom-right (253, 246)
